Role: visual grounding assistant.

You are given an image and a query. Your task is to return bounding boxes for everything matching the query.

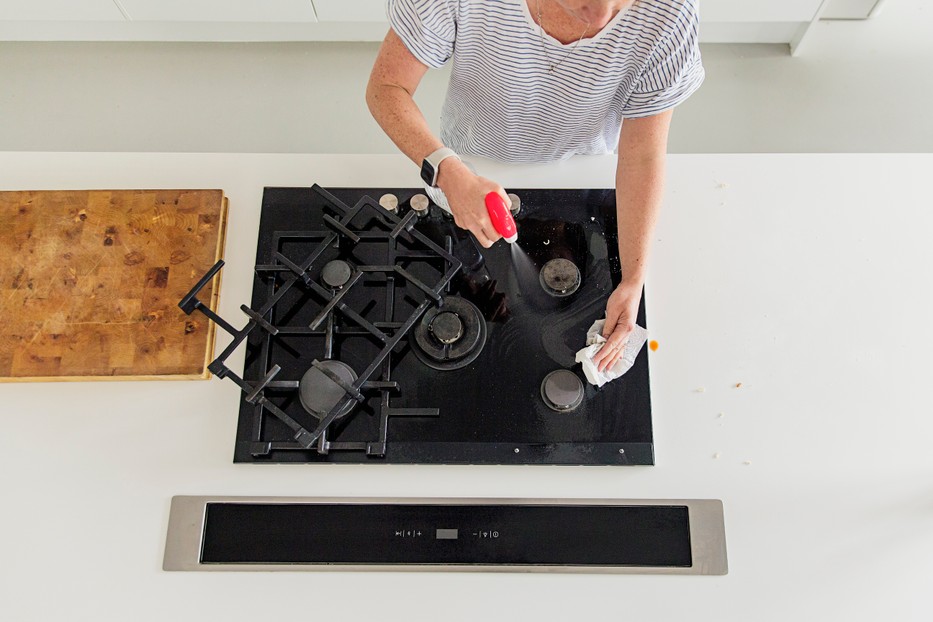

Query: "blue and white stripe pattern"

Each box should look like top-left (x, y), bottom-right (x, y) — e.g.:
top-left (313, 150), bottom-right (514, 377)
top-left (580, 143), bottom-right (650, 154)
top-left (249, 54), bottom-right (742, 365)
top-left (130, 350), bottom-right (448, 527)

top-left (387, 0), bottom-right (704, 162)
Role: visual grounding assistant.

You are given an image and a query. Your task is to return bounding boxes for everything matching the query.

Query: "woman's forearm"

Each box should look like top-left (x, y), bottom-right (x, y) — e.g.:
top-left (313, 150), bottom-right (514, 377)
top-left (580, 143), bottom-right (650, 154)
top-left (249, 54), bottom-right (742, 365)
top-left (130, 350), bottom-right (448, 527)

top-left (614, 154), bottom-right (665, 289)
top-left (613, 111), bottom-right (672, 289)
top-left (592, 116), bottom-right (670, 368)
top-left (365, 78), bottom-right (477, 208)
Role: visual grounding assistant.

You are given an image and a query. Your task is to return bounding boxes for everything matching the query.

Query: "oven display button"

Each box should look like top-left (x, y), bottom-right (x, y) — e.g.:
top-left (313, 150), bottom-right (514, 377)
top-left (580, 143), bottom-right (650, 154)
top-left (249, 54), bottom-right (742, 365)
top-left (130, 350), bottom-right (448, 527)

top-left (471, 530), bottom-right (500, 539)
top-left (393, 529), bottom-right (424, 538)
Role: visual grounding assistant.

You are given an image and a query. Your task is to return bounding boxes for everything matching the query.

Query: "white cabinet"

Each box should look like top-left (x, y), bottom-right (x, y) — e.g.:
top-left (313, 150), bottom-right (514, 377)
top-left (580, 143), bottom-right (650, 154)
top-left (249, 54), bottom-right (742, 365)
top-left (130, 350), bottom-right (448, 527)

top-left (0, 0), bottom-right (888, 45)
top-left (309, 0), bottom-right (829, 24)
top-left (118, 0), bottom-right (318, 22)
top-left (301, 0), bottom-right (886, 25)
top-left (821, 0), bottom-right (882, 19)
top-left (308, 0), bottom-right (830, 25)
top-left (0, 0), bottom-right (124, 20)
top-left (311, 0), bottom-right (384, 22)
top-left (701, 0), bottom-right (824, 23)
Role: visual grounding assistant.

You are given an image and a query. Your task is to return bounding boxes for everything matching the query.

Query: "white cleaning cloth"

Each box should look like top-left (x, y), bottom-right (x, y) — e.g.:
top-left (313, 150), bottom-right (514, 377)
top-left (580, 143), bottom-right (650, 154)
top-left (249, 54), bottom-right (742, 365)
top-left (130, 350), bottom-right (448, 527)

top-left (574, 319), bottom-right (649, 387)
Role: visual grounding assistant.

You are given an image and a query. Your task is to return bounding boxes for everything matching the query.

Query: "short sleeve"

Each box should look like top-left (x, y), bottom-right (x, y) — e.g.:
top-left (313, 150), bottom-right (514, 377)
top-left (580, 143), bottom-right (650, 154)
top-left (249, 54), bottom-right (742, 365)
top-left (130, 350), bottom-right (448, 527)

top-left (387, 0), bottom-right (458, 69)
top-left (622, 0), bottom-right (705, 118)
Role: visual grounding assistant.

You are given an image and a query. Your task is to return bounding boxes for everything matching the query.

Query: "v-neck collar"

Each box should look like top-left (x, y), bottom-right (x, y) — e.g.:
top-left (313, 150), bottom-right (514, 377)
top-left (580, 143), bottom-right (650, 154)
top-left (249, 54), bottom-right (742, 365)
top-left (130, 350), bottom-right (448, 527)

top-left (518, 0), bottom-right (633, 49)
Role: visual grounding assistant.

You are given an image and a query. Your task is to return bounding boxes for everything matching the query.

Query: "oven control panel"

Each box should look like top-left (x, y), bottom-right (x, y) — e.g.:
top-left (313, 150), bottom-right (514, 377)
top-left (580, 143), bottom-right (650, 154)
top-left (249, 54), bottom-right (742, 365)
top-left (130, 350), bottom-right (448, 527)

top-left (198, 502), bottom-right (693, 567)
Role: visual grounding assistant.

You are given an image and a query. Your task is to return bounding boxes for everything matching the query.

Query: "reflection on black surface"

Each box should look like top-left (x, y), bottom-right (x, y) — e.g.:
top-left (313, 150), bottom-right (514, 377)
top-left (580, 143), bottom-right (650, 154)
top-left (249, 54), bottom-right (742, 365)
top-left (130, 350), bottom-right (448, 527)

top-left (513, 218), bottom-right (588, 271)
top-left (412, 217), bottom-right (512, 322)
top-left (457, 277), bottom-right (509, 322)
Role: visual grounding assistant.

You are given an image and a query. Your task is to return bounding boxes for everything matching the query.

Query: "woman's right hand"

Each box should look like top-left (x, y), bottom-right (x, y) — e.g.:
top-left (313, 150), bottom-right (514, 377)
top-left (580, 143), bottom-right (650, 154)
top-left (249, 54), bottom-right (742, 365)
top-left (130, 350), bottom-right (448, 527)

top-left (436, 158), bottom-right (510, 248)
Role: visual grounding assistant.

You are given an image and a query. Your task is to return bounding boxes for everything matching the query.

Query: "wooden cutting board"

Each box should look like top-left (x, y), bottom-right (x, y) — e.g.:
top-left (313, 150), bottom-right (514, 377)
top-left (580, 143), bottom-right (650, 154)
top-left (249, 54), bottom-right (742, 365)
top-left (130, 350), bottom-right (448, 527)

top-left (0, 189), bottom-right (228, 381)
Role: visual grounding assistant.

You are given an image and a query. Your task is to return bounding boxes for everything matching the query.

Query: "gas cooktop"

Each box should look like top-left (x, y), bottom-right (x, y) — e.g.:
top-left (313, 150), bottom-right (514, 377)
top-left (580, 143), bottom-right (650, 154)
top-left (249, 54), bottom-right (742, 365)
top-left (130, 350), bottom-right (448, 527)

top-left (181, 185), bottom-right (653, 465)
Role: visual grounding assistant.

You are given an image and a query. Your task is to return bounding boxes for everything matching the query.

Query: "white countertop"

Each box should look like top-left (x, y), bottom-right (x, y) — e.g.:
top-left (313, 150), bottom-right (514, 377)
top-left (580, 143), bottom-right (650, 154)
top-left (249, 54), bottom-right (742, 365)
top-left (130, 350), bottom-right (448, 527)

top-left (1, 152), bottom-right (931, 621)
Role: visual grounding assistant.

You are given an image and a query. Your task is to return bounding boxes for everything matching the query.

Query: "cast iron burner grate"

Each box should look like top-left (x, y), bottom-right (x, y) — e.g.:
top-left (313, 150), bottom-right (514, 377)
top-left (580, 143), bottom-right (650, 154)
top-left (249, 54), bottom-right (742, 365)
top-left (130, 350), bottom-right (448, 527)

top-left (180, 185), bottom-right (463, 457)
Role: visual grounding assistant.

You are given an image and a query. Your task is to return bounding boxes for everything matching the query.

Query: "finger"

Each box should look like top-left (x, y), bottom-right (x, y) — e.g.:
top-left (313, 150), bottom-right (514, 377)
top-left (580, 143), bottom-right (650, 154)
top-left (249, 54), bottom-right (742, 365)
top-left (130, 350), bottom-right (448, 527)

top-left (483, 224), bottom-right (502, 244)
top-left (596, 342), bottom-right (616, 372)
top-left (593, 338), bottom-right (620, 369)
top-left (472, 226), bottom-right (495, 248)
top-left (496, 188), bottom-right (512, 210)
top-left (605, 349), bottom-right (624, 373)
top-left (595, 326), bottom-right (629, 358)
top-left (597, 339), bottom-right (628, 372)
top-left (603, 322), bottom-right (634, 349)
top-left (598, 348), bottom-right (621, 373)
top-left (603, 308), bottom-right (621, 339)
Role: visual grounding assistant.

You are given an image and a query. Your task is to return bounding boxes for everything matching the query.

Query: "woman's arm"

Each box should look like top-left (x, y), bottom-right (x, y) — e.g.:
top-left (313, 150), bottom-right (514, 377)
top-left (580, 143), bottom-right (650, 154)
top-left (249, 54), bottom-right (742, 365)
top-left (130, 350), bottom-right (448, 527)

top-left (366, 30), bottom-right (506, 247)
top-left (591, 110), bottom-right (672, 372)
top-left (366, 29), bottom-right (439, 167)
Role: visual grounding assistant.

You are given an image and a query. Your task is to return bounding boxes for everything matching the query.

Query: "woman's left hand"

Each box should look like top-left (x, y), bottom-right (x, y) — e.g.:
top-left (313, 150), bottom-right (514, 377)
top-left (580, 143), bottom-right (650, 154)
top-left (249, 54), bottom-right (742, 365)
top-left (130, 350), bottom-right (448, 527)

top-left (591, 281), bottom-right (642, 373)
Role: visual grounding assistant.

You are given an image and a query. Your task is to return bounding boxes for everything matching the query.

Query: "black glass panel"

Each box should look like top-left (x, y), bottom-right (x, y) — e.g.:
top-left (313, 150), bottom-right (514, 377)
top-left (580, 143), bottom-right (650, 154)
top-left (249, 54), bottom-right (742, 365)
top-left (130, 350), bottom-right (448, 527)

top-left (234, 187), bottom-right (653, 464)
top-left (201, 503), bottom-right (690, 567)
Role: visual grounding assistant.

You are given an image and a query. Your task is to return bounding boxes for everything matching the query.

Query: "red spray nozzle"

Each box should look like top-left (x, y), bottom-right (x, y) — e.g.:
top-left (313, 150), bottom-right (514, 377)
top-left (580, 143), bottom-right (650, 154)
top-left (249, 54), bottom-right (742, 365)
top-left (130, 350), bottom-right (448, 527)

top-left (484, 192), bottom-right (518, 244)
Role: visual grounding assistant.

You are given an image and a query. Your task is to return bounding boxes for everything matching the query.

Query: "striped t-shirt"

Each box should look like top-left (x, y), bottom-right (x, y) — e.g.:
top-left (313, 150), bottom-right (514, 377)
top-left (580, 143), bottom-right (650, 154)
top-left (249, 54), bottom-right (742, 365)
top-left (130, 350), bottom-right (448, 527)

top-left (388, 0), bottom-right (705, 163)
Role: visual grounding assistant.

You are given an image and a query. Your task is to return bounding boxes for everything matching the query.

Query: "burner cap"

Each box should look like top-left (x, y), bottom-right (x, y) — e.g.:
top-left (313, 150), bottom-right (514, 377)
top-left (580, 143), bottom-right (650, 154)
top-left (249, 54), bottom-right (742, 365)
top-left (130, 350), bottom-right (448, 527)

top-left (539, 258), bottom-right (581, 297)
top-left (321, 260), bottom-right (352, 289)
top-left (429, 311), bottom-right (463, 345)
top-left (299, 360), bottom-right (358, 420)
top-left (541, 370), bottom-right (585, 412)
top-left (411, 296), bottom-right (487, 371)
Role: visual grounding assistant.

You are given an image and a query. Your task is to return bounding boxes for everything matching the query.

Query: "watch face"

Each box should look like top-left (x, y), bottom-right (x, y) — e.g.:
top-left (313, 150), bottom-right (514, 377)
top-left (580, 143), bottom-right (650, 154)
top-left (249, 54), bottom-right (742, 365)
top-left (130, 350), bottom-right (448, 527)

top-left (420, 159), bottom-right (435, 186)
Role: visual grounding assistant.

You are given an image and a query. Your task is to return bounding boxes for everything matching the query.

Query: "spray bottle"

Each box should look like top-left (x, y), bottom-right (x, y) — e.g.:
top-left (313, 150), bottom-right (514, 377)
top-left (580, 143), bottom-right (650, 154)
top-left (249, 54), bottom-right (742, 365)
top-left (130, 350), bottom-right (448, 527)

top-left (425, 184), bottom-right (518, 245)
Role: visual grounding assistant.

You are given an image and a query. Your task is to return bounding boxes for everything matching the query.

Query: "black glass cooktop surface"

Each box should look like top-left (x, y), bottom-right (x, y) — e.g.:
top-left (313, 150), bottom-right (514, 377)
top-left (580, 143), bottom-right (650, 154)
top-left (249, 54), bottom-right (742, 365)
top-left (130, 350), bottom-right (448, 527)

top-left (229, 186), bottom-right (652, 464)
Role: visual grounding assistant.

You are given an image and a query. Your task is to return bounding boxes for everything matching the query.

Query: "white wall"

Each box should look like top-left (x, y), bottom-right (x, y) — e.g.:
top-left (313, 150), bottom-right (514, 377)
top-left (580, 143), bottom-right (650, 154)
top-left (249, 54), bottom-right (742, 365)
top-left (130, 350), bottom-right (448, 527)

top-left (0, 0), bottom-right (930, 154)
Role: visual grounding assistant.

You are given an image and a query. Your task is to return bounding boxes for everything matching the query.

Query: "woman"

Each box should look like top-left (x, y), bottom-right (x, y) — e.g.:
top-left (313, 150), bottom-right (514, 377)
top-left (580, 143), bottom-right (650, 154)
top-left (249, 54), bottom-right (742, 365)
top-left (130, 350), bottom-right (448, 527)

top-left (367, 0), bottom-right (704, 373)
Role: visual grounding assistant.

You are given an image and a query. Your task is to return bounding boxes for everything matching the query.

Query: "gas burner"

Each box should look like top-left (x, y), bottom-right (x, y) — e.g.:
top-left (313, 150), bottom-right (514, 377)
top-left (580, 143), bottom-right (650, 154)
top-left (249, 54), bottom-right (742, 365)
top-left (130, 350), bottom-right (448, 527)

top-left (299, 360), bottom-right (359, 420)
top-left (539, 258), bottom-right (581, 297)
top-left (321, 259), bottom-right (352, 289)
top-left (411, 296), bottom-right (487, 371)
top-left (541, 369), bottom-right (584, 412)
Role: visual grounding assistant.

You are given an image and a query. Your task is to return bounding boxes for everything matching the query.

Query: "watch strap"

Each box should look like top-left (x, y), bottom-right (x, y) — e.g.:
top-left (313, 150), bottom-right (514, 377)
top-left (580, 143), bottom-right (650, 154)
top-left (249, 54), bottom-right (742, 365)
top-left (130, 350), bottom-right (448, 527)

top-left (422, 147), bottom-right (460, 187)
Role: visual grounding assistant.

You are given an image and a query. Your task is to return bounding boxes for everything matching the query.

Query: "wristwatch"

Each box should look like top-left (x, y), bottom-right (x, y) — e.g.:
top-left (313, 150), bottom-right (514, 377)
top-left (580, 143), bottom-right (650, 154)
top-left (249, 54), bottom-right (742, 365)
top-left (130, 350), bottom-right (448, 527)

top-left (420, 147), bottom-right (461, 187)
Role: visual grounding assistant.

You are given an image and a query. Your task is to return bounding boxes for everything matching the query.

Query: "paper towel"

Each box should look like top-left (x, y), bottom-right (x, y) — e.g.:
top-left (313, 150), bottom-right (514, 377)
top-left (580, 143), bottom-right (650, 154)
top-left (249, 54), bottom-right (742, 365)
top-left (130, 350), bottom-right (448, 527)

top-left (574, 319), bottom-right (648, 387)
